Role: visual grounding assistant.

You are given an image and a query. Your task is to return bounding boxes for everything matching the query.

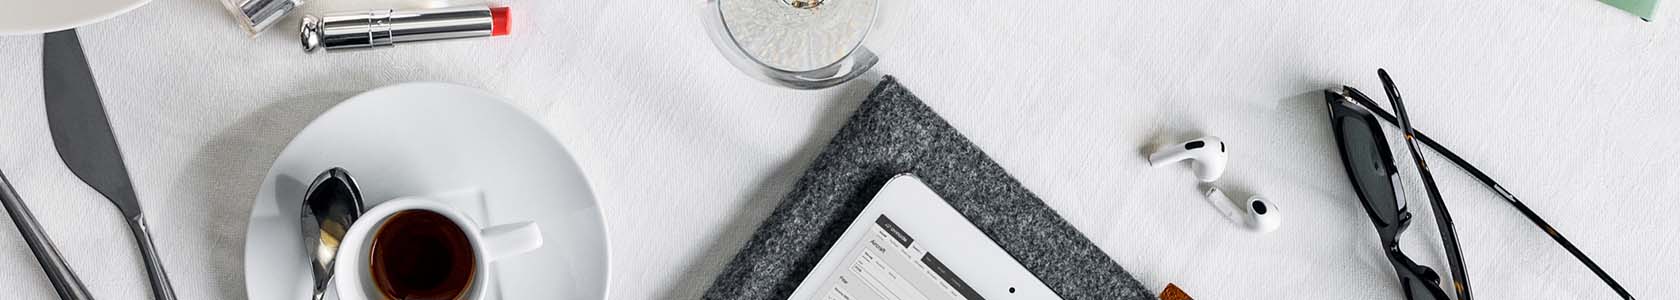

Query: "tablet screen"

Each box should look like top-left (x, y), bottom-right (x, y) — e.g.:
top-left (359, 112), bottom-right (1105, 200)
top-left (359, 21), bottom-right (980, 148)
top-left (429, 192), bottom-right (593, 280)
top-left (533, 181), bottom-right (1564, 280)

top-left (807, 215), bottom-right (985, 300)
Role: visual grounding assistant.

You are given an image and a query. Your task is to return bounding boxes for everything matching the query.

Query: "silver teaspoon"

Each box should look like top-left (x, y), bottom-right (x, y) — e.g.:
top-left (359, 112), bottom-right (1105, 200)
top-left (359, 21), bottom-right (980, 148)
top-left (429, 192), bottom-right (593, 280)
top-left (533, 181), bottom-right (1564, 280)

top-left (301, 167), bottom-right (365, 300)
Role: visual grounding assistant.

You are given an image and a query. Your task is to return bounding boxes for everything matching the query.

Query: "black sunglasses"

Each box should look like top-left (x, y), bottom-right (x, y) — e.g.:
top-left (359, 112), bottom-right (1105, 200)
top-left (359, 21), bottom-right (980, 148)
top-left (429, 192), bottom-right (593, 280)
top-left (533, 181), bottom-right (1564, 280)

top-left (1324, 69), bottom-right (1634, 300)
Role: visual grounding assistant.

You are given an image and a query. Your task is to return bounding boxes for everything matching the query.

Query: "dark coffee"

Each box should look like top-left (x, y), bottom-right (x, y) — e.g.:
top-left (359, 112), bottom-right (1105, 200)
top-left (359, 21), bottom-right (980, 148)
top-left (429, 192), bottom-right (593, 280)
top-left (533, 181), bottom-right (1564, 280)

top-left (369, 210), bottom-right (476, 300)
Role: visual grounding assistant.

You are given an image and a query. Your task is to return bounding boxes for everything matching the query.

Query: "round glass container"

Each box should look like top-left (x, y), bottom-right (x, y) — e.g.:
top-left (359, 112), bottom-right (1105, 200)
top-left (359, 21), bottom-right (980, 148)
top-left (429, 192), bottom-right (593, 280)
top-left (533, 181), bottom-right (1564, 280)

top-left (700, 0), bottom-right (879, 89)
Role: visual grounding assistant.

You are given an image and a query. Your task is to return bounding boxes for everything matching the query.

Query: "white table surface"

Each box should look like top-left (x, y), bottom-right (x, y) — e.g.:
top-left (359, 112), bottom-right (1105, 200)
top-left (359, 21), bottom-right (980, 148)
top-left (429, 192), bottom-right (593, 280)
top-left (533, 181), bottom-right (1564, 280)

top-left (3, 0), bottom-right (1678, 299)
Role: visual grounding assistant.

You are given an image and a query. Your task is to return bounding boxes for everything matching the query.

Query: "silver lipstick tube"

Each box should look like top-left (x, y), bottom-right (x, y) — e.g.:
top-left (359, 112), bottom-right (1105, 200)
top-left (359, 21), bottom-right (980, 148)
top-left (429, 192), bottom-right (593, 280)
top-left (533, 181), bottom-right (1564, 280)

top-left (301, 5), bottom-right (498, 53)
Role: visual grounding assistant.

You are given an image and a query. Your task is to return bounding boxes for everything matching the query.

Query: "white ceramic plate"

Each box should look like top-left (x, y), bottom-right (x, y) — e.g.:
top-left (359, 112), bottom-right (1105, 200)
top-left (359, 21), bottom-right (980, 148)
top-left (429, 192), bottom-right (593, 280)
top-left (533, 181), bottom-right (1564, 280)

top-left (0, 0), bottom-right (149, 35)
top-left (242, 82), bottom-right (609, 299)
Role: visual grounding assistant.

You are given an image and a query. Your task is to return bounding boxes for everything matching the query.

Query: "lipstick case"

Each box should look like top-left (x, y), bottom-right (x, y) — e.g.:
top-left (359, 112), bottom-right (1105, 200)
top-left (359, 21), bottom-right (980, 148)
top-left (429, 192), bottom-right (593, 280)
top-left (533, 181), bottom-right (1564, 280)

top-left (301, 5), bottom-right (510, 53)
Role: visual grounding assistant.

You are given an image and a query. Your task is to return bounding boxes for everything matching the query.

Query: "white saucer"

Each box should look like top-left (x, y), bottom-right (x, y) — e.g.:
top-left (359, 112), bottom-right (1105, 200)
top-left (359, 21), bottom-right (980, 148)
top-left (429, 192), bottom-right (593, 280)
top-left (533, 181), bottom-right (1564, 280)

top-left (0, 0), bottom-right (148, 35)
top-left (242, 82), bottom-right (609, 299)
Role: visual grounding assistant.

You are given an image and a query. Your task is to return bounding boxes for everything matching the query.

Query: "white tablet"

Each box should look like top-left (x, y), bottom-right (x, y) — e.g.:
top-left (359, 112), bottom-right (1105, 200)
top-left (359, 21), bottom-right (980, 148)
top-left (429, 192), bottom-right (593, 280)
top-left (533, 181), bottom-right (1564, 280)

top-left (788, 174), bottom-right (1062, 300)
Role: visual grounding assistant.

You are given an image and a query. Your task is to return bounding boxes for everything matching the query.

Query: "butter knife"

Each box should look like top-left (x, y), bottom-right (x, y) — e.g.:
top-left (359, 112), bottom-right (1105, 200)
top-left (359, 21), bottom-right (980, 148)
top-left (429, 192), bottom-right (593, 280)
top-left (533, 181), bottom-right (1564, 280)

top-left (43, 29), bottom-right (176, 300)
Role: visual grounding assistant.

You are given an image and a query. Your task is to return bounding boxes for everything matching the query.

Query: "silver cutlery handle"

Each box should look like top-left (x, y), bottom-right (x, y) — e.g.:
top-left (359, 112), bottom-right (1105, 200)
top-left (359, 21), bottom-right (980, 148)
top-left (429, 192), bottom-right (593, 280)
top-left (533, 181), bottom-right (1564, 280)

top-left (126, 216), bottom-right (176, 300)
top-left (1, 171), bottom-right (94, 300)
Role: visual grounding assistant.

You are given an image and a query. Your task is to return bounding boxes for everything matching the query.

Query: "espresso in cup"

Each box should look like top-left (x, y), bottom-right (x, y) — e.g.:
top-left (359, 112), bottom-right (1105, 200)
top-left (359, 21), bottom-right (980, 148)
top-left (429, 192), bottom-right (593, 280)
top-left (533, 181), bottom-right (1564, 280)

top-left (368, 210), bottom-right (476, 299)
top-left (336, 198), bottom-right (543, 300)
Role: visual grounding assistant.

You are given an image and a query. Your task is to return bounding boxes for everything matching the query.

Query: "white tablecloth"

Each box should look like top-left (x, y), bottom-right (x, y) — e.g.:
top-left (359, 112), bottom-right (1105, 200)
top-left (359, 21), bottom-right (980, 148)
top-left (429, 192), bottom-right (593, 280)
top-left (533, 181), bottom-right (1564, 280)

top-left (3, 0), bottom-right (1677, 298)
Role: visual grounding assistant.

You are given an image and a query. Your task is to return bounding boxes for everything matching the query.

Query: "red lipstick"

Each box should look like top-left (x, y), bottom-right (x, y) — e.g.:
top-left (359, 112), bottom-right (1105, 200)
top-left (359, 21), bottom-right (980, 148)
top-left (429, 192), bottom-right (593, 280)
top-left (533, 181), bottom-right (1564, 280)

top-left (301, 4), bottom-right (511, 53)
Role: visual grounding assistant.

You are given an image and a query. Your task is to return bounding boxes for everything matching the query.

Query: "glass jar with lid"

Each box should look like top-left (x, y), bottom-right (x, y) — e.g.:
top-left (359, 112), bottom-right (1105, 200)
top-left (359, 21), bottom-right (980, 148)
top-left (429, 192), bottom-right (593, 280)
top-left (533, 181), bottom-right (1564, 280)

top-left (699, 0), bottom-right (879, 89)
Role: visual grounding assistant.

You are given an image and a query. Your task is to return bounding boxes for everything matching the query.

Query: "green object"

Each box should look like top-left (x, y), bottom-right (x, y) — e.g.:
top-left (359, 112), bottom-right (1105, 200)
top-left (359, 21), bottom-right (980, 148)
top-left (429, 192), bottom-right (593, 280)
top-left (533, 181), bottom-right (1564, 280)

top-left (1602, 0), bottom-right (1660, 21)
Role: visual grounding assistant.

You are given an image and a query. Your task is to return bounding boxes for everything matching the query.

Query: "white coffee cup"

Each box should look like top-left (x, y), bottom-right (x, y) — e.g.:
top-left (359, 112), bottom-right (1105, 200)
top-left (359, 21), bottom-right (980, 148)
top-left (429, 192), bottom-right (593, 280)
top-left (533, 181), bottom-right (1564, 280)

top-left (334, 197), bottom-right (543, 300)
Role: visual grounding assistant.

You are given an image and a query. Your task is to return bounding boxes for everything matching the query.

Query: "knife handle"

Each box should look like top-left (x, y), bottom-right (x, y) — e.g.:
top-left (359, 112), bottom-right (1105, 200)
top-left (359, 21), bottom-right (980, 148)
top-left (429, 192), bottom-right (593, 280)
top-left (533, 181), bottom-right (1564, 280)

top-left (126, 216), bottom-right (176, 300)
top-left (1, 171), bottom-right (95, 300)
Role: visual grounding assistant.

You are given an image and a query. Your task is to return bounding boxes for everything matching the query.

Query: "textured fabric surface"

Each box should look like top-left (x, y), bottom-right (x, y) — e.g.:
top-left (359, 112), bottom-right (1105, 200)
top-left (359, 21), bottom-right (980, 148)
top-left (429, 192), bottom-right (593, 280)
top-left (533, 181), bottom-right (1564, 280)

top-left (2, 0), bottom-right (1679, 299)
top-left (704, 77), bottom-right (1151, 300)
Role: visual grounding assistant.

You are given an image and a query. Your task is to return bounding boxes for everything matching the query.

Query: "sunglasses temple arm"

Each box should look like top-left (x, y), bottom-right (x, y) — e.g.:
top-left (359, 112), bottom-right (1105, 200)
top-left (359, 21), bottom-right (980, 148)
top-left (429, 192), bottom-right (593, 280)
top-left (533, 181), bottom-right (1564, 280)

top-left (1378, 72), bottom-right (1475, 300)
top-left (1345, 90), bottom-right (1636, 300)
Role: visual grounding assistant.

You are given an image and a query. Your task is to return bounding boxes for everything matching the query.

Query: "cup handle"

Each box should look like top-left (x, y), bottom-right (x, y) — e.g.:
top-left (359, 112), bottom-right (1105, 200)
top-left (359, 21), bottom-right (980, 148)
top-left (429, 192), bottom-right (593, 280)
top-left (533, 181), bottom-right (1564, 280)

top-left (480, 221), bottom-right (543, 262)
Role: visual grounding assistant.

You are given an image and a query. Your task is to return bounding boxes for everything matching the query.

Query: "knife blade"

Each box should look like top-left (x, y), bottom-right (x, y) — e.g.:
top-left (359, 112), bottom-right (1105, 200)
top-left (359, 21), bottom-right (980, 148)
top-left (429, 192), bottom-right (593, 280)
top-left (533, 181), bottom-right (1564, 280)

top-left (43, 29), bottom-right (177, 300)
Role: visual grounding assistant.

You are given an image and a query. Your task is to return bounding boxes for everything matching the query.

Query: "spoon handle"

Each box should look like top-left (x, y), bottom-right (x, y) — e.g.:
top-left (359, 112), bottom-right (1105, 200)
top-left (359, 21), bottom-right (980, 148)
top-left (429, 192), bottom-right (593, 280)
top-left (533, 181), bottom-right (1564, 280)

top-left (1, 171), bottom-right (94, 300)
top-left (312, 269), bottom-right (331, 300)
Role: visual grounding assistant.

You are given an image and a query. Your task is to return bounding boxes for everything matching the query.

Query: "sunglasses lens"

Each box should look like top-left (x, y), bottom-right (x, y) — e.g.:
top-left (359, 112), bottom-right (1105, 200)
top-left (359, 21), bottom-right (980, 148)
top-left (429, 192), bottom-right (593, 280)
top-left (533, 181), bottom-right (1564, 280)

top-left (1335, 115), bottom-right (1402, 226)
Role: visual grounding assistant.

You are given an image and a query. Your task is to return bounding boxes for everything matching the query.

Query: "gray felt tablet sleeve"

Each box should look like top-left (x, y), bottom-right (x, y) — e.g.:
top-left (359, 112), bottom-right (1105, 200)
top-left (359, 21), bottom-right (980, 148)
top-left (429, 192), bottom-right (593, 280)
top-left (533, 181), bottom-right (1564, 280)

top-left (703, 76), bottom-right (1151, 300)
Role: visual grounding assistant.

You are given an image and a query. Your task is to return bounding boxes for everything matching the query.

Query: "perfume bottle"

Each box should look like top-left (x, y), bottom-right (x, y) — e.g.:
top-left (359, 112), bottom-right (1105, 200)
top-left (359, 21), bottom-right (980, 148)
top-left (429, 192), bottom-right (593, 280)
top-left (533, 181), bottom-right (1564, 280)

top-left (700, 0), bottom-right (879, 89)
top-left (223, 0), bottom-right (306, 35)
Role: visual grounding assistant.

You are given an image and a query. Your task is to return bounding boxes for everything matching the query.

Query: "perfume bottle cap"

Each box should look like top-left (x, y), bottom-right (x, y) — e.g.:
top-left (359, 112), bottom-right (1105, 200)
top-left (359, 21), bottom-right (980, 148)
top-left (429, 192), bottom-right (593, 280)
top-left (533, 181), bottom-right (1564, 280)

top-left (300, 14), bottom-right (322, 52)
top-left (223, 0), bottom-right (305, 35)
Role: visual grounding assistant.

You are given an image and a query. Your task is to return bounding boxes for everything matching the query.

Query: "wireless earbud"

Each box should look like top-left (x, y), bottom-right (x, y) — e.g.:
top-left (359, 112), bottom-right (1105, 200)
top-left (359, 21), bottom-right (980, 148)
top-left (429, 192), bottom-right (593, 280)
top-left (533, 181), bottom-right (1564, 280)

top-left (1149, 136), bottom-right (1227, 182)
top-left (1146, 135), bottom-right (1271, 232)
top-left (1203, 186), bottom-right (1280, 233)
